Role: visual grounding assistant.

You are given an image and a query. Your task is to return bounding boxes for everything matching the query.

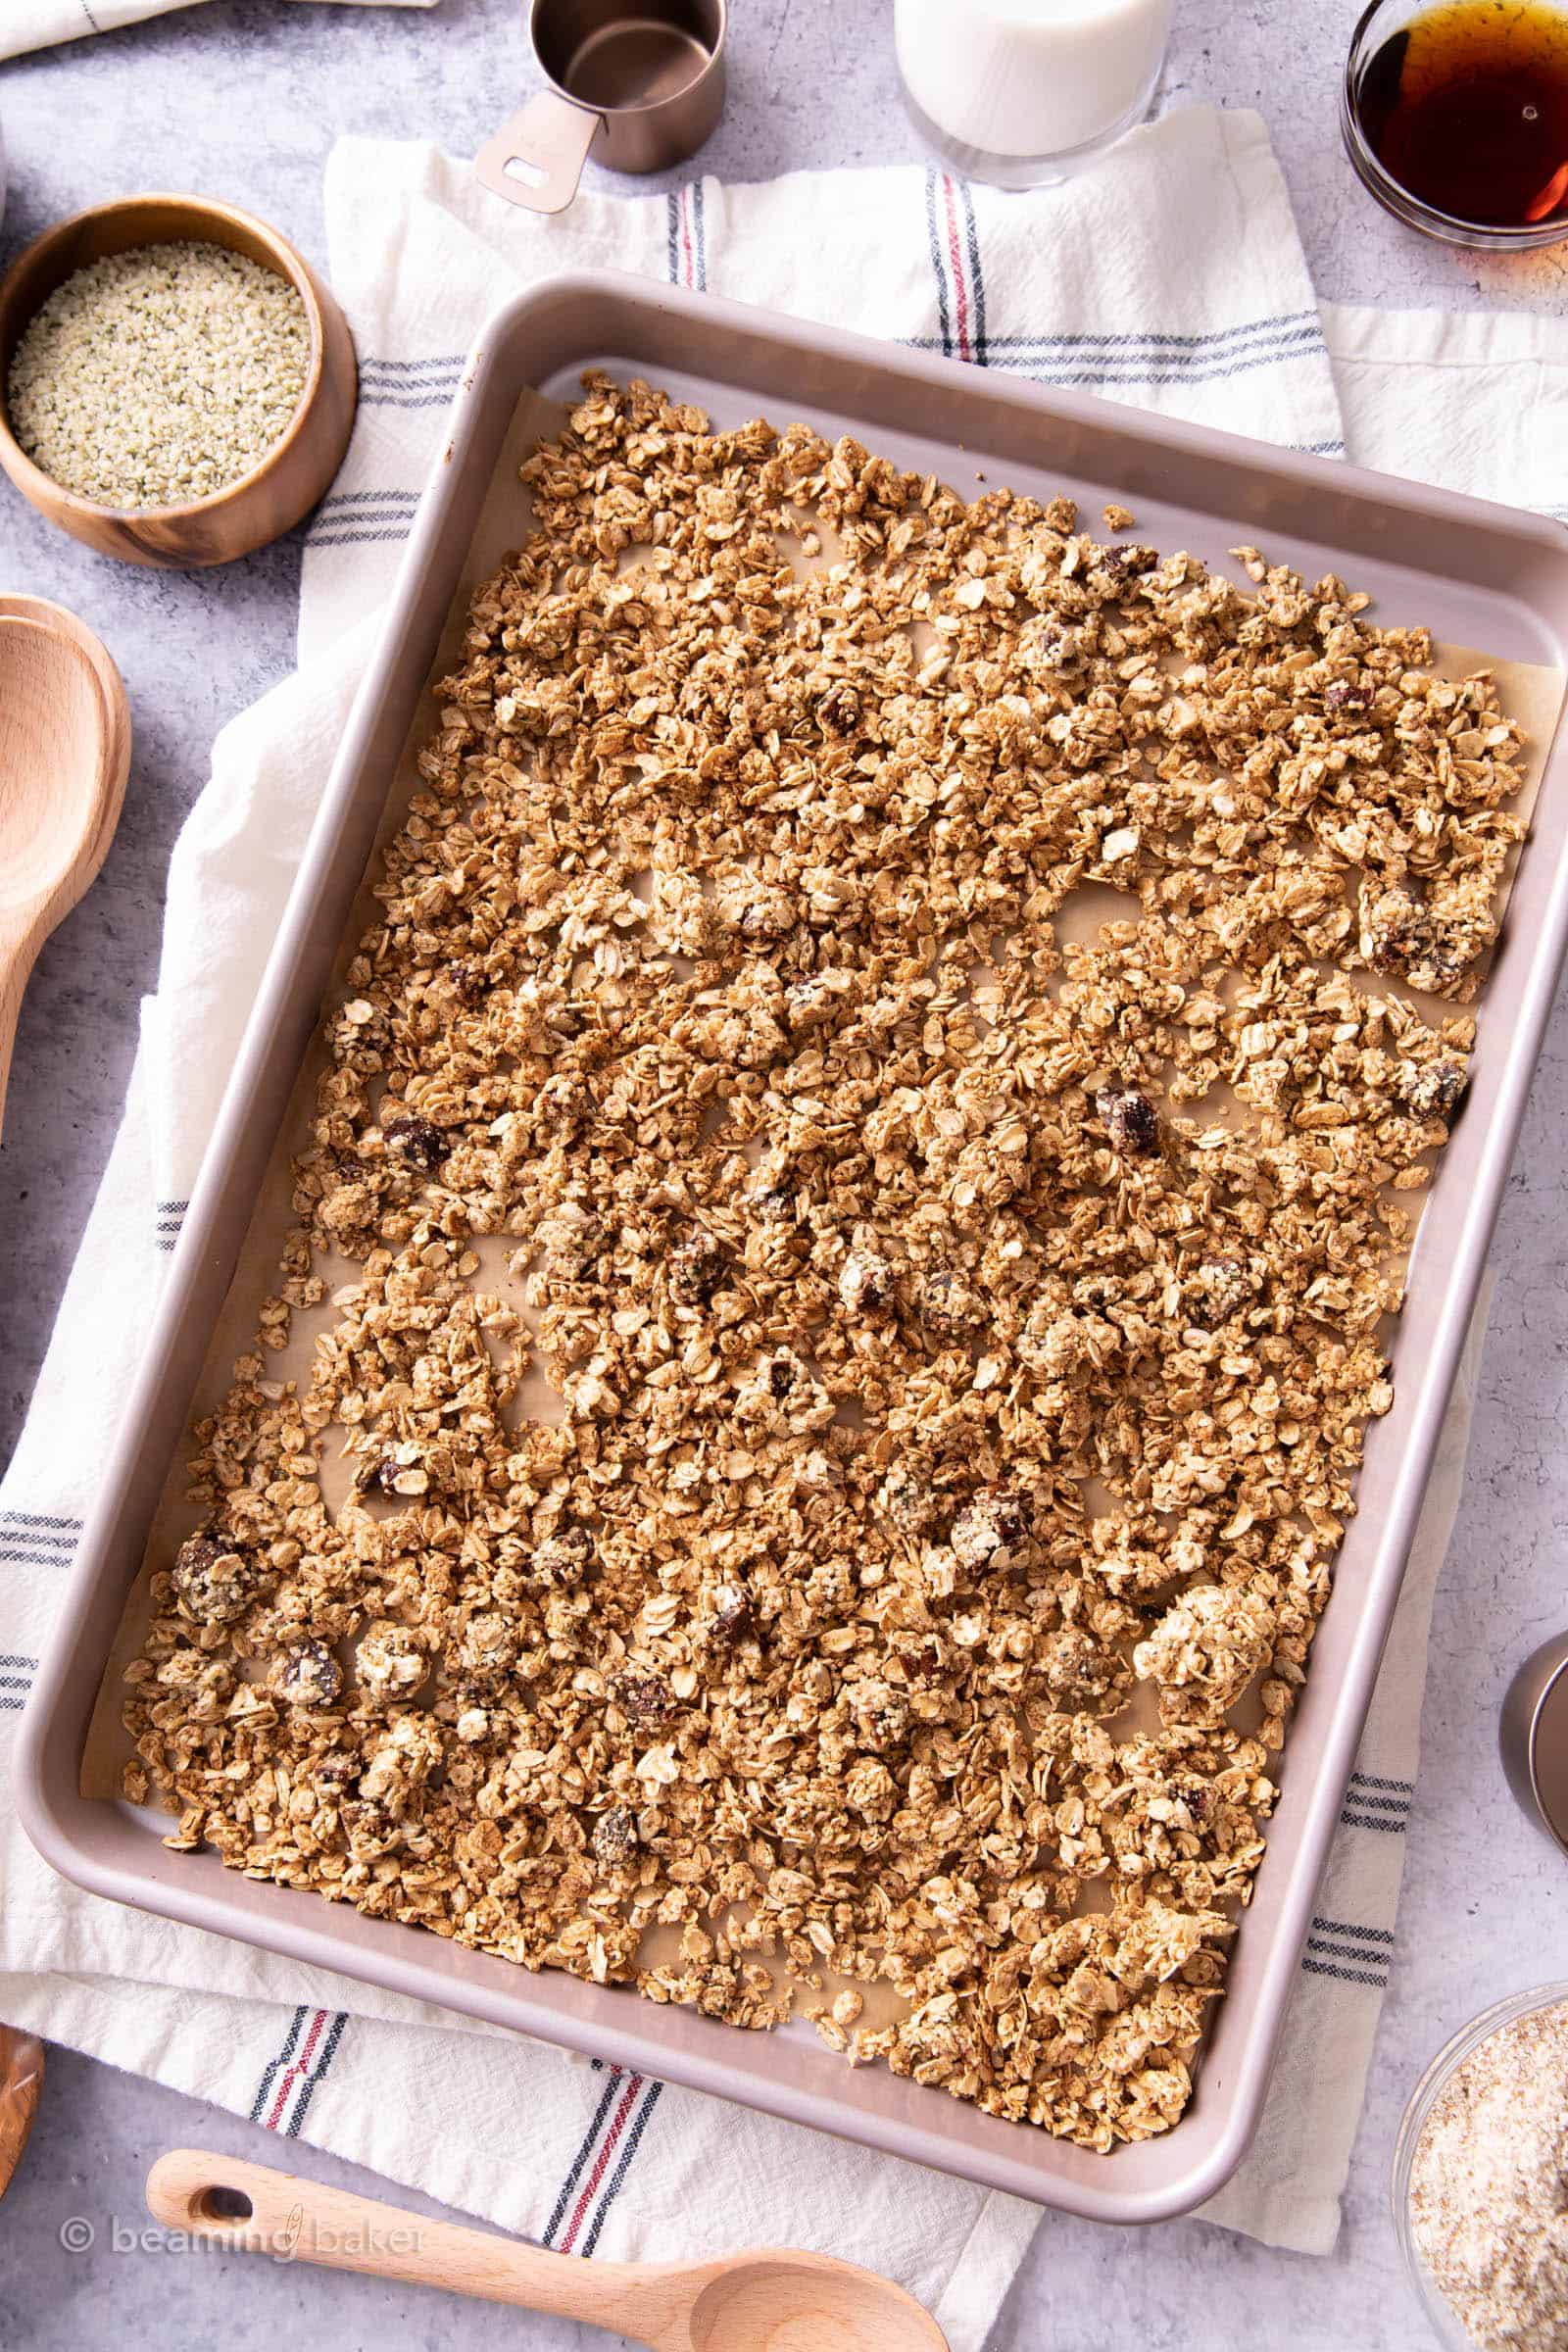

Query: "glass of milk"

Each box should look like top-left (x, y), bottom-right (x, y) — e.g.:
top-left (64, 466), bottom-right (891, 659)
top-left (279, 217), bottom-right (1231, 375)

top-left (896, 0), bottom-right (1172, 186)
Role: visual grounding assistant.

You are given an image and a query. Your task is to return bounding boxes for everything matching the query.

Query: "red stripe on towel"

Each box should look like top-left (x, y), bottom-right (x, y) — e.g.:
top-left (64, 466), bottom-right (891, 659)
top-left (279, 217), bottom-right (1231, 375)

top-left (941, 174), bottom-right (972, 362)
top-left (264, 2005), bottom-right (328, 2132)
top-left (680, 186), bottom-right (697, 288)
top-left (558, 2073), bottom-right (644, 2254)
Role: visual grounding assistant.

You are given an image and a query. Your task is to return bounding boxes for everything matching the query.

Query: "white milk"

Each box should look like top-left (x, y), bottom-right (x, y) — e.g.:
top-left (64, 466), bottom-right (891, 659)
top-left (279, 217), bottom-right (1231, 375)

top-left (896, 0), bottom-right (1172, 163)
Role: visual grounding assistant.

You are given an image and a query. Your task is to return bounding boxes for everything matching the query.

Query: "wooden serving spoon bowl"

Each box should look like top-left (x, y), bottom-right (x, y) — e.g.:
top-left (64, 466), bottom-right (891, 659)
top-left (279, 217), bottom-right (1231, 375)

top-left (0, 608), bottom-right (130, 1131)
top-left (0, 595), bottom-right (131, 765)
top-left (146, 2148), bottom-right (951, 2352)
top-left (0, 2032), bottom-right (43, 2201)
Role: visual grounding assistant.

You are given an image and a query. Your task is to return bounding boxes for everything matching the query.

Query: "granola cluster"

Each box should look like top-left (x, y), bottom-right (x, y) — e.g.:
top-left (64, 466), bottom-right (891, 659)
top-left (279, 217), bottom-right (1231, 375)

top-left (122, 375), bottom-right (1527, 2149)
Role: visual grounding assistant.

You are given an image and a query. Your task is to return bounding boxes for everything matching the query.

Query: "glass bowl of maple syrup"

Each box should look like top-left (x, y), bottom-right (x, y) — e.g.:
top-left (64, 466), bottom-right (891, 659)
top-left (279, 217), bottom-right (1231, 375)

top-left (1344, 0), bottom-right (1568, 248)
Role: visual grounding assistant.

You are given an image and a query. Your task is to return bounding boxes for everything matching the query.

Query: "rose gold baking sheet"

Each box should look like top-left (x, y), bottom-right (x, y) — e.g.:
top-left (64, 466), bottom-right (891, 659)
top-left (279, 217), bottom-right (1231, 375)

top-left (19, 275), bottom-right (1568, 2225)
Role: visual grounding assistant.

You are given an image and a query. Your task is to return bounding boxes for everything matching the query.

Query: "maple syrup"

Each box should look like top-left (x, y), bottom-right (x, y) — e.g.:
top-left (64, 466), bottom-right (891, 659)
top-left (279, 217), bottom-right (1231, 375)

top-left (1354, 0), bottom-right (1568, 227)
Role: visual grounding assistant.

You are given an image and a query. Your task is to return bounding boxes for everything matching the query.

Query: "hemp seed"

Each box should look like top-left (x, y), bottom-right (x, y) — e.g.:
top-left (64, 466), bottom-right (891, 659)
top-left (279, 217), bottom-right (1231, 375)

top-left (6, 239), bottom-right (311, 510)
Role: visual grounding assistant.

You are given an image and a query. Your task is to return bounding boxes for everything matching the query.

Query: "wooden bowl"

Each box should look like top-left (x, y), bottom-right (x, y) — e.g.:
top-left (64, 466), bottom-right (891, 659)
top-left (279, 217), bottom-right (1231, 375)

top-left (0, 195), bottom-right (358, 568)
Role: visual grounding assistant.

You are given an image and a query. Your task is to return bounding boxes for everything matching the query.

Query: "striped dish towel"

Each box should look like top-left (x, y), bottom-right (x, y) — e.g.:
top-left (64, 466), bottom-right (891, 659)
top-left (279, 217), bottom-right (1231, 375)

top-left (0, 0), bottom-right (436, 61)
top-left (5, 108), bottom-right (1564, 2327)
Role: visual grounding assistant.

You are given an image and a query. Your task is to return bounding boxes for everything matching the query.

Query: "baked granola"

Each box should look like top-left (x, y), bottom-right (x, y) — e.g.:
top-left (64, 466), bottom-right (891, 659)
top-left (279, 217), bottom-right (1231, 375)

top-left (122, 374), bottom-right (1528, 2149)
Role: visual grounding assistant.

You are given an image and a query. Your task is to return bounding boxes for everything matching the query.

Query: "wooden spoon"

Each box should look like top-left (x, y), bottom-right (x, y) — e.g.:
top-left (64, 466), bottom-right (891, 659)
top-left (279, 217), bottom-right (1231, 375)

top-left (0, 596), bottom-right (132, 781)
top-left (0, 612), bottom-right (130, 1132)
top-left (0, 603), bottom-right (114, 2184)
top-left (0, 2033), bottom-right (43, 2200)
top-left (146, 2148), bottom-right (951, 2352)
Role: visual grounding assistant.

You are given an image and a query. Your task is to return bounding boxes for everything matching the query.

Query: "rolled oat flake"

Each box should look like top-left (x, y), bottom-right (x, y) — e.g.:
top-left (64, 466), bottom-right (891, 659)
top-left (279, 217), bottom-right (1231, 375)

top-left (6, 239), bottom-right (310, 510)
top-left (1410, 1998), bottom-right (1568, 2349)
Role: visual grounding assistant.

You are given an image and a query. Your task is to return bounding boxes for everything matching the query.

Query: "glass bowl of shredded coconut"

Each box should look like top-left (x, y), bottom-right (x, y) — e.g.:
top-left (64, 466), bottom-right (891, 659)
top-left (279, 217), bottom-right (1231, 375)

top-left (1396, 1983), bottom-right (1568, 2350)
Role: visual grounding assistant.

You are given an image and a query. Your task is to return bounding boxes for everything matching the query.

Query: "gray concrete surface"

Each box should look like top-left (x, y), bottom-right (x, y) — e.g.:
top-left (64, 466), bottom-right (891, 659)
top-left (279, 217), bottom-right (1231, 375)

top-left (4, 4), bottom-right (1568, 2348)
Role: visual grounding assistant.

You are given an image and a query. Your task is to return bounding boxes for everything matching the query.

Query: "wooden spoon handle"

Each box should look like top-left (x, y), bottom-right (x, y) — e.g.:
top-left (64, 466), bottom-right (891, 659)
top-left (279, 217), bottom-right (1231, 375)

top-left (0, 2031), bottom-right (44, 2199)
top-left (0, 911), bottom-right (44, 1141)
top-left (144, 2150), bottom-right (688, 2344)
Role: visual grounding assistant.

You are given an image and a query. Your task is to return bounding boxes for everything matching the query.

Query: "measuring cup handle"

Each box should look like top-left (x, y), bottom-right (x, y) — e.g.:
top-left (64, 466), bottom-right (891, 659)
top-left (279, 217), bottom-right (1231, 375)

top-left (475, 89), bottom-right (602, 215)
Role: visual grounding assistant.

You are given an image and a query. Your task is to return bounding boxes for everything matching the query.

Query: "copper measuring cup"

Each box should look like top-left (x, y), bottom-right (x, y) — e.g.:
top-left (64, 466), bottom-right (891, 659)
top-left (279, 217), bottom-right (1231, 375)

top-left (476, 0), bottom-right (727, 216)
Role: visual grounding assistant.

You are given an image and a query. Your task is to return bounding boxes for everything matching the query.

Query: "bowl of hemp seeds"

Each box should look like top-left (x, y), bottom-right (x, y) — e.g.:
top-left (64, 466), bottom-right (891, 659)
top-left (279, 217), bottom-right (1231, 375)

top-left (1395, 1982), bottom-right (1568, 2349)
top-left (0, 194), bottom-right (357, 567)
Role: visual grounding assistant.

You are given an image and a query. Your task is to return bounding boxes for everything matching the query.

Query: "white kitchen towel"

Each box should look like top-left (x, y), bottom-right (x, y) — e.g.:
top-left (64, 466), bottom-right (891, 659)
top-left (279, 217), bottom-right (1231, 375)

top-left (1321, 301), bottom-right (1568, 527)
top-left (1, 108), bottom-right (1561, 2332)
top-left (297, 110), bottom-right (1344, 671)
top-left (0, 0), bottom-right (435, 64)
